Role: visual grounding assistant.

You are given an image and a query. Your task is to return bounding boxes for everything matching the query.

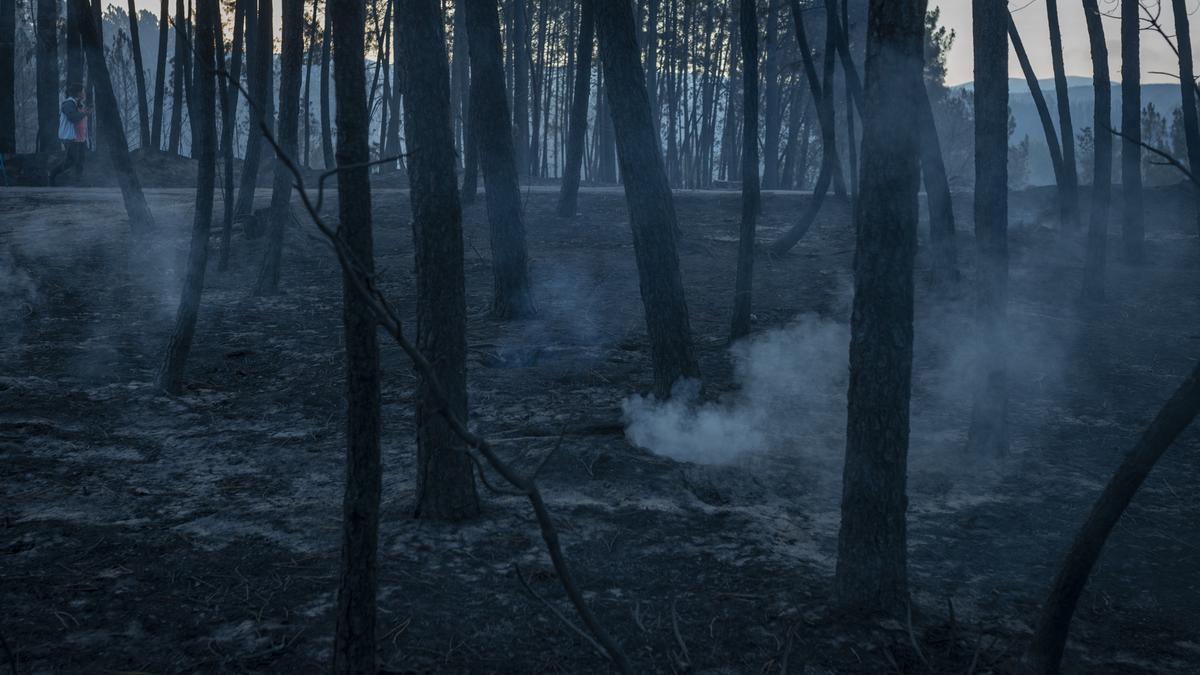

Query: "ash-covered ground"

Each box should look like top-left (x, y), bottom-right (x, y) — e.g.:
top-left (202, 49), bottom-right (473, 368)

top-left (2, 185), bottom-right (1198, 673)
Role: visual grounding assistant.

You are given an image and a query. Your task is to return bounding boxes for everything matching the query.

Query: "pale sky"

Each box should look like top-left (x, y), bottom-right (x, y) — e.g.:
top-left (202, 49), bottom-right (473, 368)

top-left (934, 0), bottom-right (1200, 85)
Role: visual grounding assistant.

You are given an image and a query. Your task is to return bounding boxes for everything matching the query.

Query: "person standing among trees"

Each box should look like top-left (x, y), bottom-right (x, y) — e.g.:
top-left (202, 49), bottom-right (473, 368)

top-left (50, 83), bottom-right (90, 185)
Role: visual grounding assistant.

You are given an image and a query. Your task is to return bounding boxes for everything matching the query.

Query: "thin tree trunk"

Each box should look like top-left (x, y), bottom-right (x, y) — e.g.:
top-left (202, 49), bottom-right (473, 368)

top-left (254, 0), bottom-right (303, 295)
top-left (967, 0), bottom-right (1009, 459)
top-left (770, 0), bottom-right (841, 255)
top-left (462, 75), bottom-right (481, 202)
top-left (836, 0), bottom-right (925, 615)
top-left (761, 3), bottom-right (781, 190)
top-left (1081, 0), bottom-right (1112, 302)
top-left (319, 0), bottom-right (334, 169)
top-left (168, 0), bottom-right (186, 154)
top-left (463, 0), bottom-right (536, 320)
top-left (645, 0), bottom-right (659, 135)
top-left (512, 0), bottom-right (529, 177)
top-left (35, 0), bottom-right (58, 153)
top-left (77, 0), bottom-right (156, 232)
top-left (452, 0), bottom-right (468, 160)
top-left (398, 0), bottom-right (480, 523)
top-left (66, 0), bottom-right (83, 91)
top-left (302, 0), bottom-right (318, 167)
top-left (1026, 359), bottom-right (1200, 674)
top-left (330, 0), bottom-right (381, 666)
top-left (1120, 0), bottom-right (1143, 262)
top-left (1008, 15), bottom-right (1069, 229)
top-left (595, 0), bottom-right (700, 398)
top-left (1046, 0), bottom-right (1079, 229)
top-left (127, 0), bottom-right (151, 149)
top-left (730, 0), bottom-right (759, 342)
top-left (235, 0), bottom-right (274, 220)
top-left (1171, 0), bottom-right (1200, 237)
top-left (218, 0), bottom-right (245, 270)
top-left (917, 86), bottom-right (959, 286)
top-left (841, 0), bottom-right (857, 202)
top-left (158, 0), bottom-right (217, 395)
top-left (0, 0), bottom-right (13, 154)
top-left (151, 0), bottom-right (169, 151)
top-left (557, 0), bottom-right (594, 218)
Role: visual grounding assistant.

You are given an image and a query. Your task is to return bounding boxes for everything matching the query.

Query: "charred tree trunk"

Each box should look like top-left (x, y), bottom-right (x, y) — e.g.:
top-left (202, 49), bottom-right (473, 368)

top-left (66, 0), bottom-right (83, 95)
top-left (254, 0), bottom-right (304, 295)
top-left (168, 0), bottom-right (186, 155)
top-left (761, 4), bottom-right (781, 190)
top-left (301, 0), bottom-right (317, 167)
top-left (235, 0), bottom-right (274, 220)
top-left (967, 0), bottom-right (1009, 459)
top-left (398, 0), bottom-right (480, 523)
top-left (330, 0), bottom-right (382, 667)
top-left (0, 0), bottom-right (14, 154)
top-left (1008, 15), bottom-right (1069, 230)
top-left (218, 0), bottom-right (246, 270)
top-left (319, 0), bottom-right (334, 169)
top-left (1045, 0), bottom-right (1079, 229)
top-left (595, 0), bottom-right (700, 398)
top-left (770, 0), bottom-right (841, 255)
top-left (730, 0), bottom-right (758, 342)
top-left (463, 0), bottom-right (536, 320)
top-left (461, 75), bottom-right (481, 202)
top-left (557, 0), bottom-right (594, 218)
top-left (917, 86), bottom-right (959, 286)
top-left (158, 0), bottom-right (217, 395)
top-left (1081, 0), bottom-right (1112, 302)
top-left (836, 0), bottom-right (925, 615)
top-left (512, 0), bottom-right (529, 177)
top-left (1120, 0), bottom-right (1143, 262)
top-left (77, 0), bottom-right (156, 233)
top-left (1026, 359), bottom-right (1200, 673)
top-left (1171, 0), bottom-right (1200, 236)
top-left (35, 0), bottom-right (58, 153)
top-left (127, 0), bottom-right (152, 148)
top-left (151, 0), bottom-right (170, 151)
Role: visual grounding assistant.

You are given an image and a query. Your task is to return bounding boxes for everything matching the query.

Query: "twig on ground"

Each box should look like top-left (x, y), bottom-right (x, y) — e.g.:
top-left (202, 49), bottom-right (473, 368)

top-left (514, 564), bottom-right (608, 661)
top-left (906, 603), bottom-right (930, 672)
top-left (215, 68), bottom-right (632, 673)
top-left (671, 598), bottom-right (691, 669)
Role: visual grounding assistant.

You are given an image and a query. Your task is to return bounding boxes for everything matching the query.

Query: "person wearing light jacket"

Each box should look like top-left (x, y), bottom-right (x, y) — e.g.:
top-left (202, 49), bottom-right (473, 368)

top-left (49, 83), bottom-right (90, 186)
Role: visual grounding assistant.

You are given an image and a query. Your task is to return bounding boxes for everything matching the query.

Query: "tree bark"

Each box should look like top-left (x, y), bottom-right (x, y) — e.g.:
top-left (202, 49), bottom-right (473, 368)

top-left (301, 0), bottom-right (317, 167)
top-left (1045, 0), bottom-right (1079, 229)
top-left (917, 85), bottom-right (959, 286)
top-left (1120, 0), bottom-right (1143, 262)
top-left (1026, 358), bottom-right (1200, 674)
top-left (1081, 0), bottom-right (1112, 303)
top-left (1008, 15), bottom-right (1068, 227)
top-left (0, 0), bottom-right (15, 153)
top-left (254, 0), bottom-right (304, 295)
top-left (77, 0), bottom-right (155, 233)
top-left (835, 0), bottom-right (925, 615)
top-left (127, 0), bottom-right (152, 149)
top-left (66, 0), bottom-right (84, 94)
top-left (761, 3), bottom-right (781, 190)
top-left (595, 0), bottom-right (700, 399)
top-left (512, 0), bottom-right (529, 177)
top-left (168, 0), bottom-right (186, 155)
top-left (967, 0), bottom-right (1009, 459)
top-left (398, 0), bottom-right (480, 523)
top-left (151, 0), bottom-right (170, 151)
top-left (35, 0), bottom-right (58, 153)
top-left (770, 0), bottom-right (842, 255)
top-left (330, 0), bottom-right (382, 667)
top-left (730, 0), bottom-right (758, 342)
top-left (463, 0), bottom-right (536, 320)
top-left (557, 0), bottom-right (594, 218)
top-left (1171, 0), bottom-right (1200, 237)
top-left (235, 0), bottom-right (274, 220)
top-left (319, 0), bottom-right (334, 169)
top-left (219, 0), bottom-right (246, 270)
top-left (158, 0), bottom-right (217, 395)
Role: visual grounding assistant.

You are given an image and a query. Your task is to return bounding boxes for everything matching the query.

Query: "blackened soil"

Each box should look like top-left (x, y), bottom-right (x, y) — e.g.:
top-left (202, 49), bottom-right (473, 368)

top-left (1, 183), bottom-right (1198, 673)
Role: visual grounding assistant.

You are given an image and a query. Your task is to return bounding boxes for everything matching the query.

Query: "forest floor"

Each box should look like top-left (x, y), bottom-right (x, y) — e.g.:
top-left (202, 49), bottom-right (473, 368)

top-left (1, 183), bottom-right (1199, 673)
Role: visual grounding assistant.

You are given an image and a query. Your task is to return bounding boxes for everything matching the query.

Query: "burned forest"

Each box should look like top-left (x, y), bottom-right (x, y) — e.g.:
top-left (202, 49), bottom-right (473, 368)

top-left (5, 0), bottom-right (1200, 672)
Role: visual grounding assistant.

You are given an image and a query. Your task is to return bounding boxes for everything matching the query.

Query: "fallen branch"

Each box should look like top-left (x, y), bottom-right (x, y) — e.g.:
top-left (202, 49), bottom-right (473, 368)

top-left (217, 69), bottom-right (633, 673)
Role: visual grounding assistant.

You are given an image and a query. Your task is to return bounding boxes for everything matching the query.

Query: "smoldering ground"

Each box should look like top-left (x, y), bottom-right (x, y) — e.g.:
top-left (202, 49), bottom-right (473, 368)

top-left (2, 186), bottom-right (1199, 672)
